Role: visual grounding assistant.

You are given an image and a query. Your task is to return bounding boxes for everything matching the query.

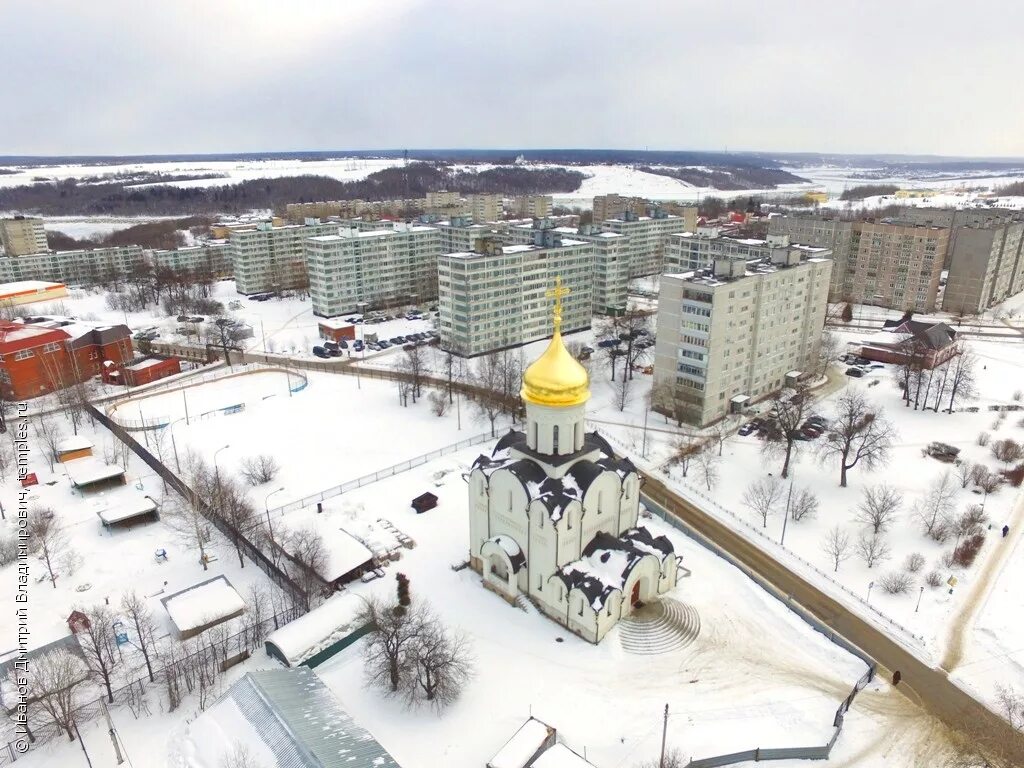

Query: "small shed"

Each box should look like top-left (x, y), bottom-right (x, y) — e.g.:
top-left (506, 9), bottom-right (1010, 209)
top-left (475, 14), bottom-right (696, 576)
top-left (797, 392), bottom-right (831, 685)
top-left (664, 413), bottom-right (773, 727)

top-left (162, 576), bottom-right (246, 640)
top-left (94, 493), bottom-right (159, 528)
top-left (67, 610), bottom-right (90, 634)
top-left (56, 436), bottom-right (93, 463)
top-left (488, 717), bottom-right (557, 768)
top-left (64, 457), bottom-right (126, 492)
top-left (411, 492), bottom-right (438, 514)
top-left (265, 593), bottom-right (370, 668)
top-left (318, 318), bottom-right (357, 343)
top-left (279, 528), bottom-right (374, 589)
top-left (122, 357), bottom-right (181, 387)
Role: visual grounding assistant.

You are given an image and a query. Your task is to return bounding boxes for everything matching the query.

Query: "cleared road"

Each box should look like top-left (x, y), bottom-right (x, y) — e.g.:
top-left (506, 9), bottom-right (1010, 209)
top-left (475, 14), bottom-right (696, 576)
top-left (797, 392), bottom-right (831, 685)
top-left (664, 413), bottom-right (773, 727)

top-left (639, 472), bottom-right (1024, 762)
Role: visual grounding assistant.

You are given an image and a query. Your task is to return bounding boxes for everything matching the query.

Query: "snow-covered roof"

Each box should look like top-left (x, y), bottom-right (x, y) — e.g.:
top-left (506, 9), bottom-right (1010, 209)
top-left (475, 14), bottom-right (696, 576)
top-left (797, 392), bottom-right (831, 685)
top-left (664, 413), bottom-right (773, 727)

top-left (56, 435), bottom-right (93, 453)
top-left (96, 494), bottom-right (158, 525)
top-left (163, 576), bottom-right (245, 634)
top-left (0, 280), bottom-right (65, 295)
top-left (188, 668), bottom-right (401, 768)
top-left (488, 717), bottom-right (555, 768)
top-left (264, 593), bottom-right (366, 666)
top-left (558, 528), bottom-right (673, 611)
top-left (126, 357), bottom-right (168, 371)
top-left (316, 528), bottom-right (374, 583)
top-left (532, 744), bottom-right (597, 768)
top-left (63, 457), bottom-right (125, 487)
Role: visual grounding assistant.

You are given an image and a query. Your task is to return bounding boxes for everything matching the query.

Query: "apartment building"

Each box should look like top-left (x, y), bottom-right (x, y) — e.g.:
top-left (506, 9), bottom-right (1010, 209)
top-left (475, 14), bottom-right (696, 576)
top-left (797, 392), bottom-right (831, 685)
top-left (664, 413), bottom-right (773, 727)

top-left (424, 190), bottom-right (467, 218)
top-left (943, 221), bottom-right (1024, 315)
top-left (665, 228), bottom-right (832, 273)
top-left (847, 221), bottom-right (947, 312)
top-left (150, 241), bottom-right (232, 279)
top-left (658, 203), bottom-right (699, 232)
top-left (0, 246), bottom-right (144, 286)
top-left (593, 194), bottom-right (646, 223)
top-left (767, 215), bottom-right (855, 299)
top-left (436, 217), bottom-right (505, 254)
top-left (509, 195), bottom-right (553, 218)
top-left (306, 223), bottom-right (441, 317)
top-left (0, 216), bottom-right (48, 256)
top-left (437, 231), bottom-right (593, 356)
top-left (229, 220), bottom-right (345, 294)
top-left (467, 194), bottom-right (501, 223)
top-left (653, 252), bottom-right (832, 427)
top-left (598, 211), bottom-right (685, 277)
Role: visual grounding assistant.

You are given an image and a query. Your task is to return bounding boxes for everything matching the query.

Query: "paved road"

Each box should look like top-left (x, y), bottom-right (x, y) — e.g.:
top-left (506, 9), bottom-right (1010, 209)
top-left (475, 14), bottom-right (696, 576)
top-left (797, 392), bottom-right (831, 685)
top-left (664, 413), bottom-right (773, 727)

top-left (639, 472), bottom-right (1024, 762)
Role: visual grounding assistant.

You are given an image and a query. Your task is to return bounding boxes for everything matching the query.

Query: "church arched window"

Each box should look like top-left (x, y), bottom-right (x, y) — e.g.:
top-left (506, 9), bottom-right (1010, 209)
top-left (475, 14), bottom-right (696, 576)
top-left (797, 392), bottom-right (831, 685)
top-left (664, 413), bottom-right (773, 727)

top-left (553, 425), bottom-right (560, 452)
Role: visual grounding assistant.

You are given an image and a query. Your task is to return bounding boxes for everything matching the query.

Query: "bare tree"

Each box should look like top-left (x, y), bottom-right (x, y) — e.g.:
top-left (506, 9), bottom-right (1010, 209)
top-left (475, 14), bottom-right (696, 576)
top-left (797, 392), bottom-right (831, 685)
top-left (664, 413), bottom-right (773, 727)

top-left (612, 371), bottom-right (632, 412)
top-left (706, 420), bottom-right (729, 457)
top-left (428, 389), bottom-right (450, 417)
top-left (22, 650), bottom-right (89, 742)
top-left (789, 487), bottom-right (819, 522)
top-left (991, 439), bottom-right (1023, 466)
top-left (743, 477), bottom-right (784, 528)
top-left (758, 385), bottom-right (812, 479)
top-left (441, 347), bottom-right (464, 405)
top-left (913, 472), bottom-right (957, 540)
top-left (856, 532), bottom-right (892, 569)
top-left (945, 343), bottom-right (978, 413)
top-left (668, 436), bottom-right (701, 478)
top-left (359, 596), bottom-right (427, 694)
top-left (164, 494), bottom-right (217, 571)
top-left (817, 330), bottom-right (843, 376)
top-left (221, 743), bottom-right (266, 768)
top-left (694, 449), bottom-right (719, 491)
top-left (471, 352), bottom-right (505, 437)
top-left (822, 526), bottom-right (852, 572)
top-left (403, 609), bottom-right (474, 710)
top-left (597, 305), bottom-right (653, 382)
top-left (953, 506), bottom-right (988, 549)
top-left (121, 590), bottom-right (159, 683)
top-left (206, 317), bottom-right (248, 366)
top-left (78, 603), bottom-right (120, 703)
top-left (33, 416), bottom-right (64, 471)
top-left (403, 343), bottom-right (426, 402)
top-left (635, 750), bottom-right (685, 768)
top-left (819, 391), bottom-right (896, 487)
top-left (995, 685), bottom-right (1024, 732)
top-left (955, 460), bottom-right (974, 489)
top-left (855, 484), bottom-right (902, 534)
top-left (246, 583), bottom-right (271, 643)
top-left (26, 509), bottom-right (69, 588)
top-left (282, 526), bottom-right (328, 610)
top-left (239, 454), bottom-right (280, 486)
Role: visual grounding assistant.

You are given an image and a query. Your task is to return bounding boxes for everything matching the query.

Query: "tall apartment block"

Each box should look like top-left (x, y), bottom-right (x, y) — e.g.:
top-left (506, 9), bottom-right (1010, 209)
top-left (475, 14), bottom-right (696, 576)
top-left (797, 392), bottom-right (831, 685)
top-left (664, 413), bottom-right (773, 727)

top-left (598, 211), bottom-right (685, 277)
top-left (306, 223), bottom-right (441, 317)
top-left (467, 194), bottom-right (501, 223)
top-left (437, 231), bottom-right (593, 356)
top-left (229, 220), bottom-right (345, 295)
top-left (653, 252), bottom-right (832, 426)
top-left (150, 241), bottom-right (233, 279)
top-left (0, 216), bottom-right (48, 256)
top-left (943, 221), bottom-right (1024, 315)
top-left (593, 194), bottom-right (647, 223)
top-left (510, 195), bottom-right (553, 218)
top-left (665, 227), bottom-right (832, 273)
top-left (767, 215), bottom-right (854, 299)
top-left (0, 246), bottom-right (144, 286)
top-left (436, 217), bottom-right (505, 254)
top-left (424, 191), bottom-right (467, 218)
top-left (658, 203), bottom-right (699, 232)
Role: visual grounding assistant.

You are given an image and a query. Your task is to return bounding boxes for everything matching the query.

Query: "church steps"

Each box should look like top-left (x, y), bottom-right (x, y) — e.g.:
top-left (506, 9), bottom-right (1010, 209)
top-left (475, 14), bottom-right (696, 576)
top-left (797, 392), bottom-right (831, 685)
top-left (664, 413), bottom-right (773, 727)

top-left (618, 598), bottom-right (700, 655)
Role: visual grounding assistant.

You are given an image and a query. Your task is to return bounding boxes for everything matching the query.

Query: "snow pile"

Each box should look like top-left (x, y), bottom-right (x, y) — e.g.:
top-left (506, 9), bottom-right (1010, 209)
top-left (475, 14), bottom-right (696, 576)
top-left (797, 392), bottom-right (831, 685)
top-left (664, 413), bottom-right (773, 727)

top-left (164, 577), bottom-right (245, 634)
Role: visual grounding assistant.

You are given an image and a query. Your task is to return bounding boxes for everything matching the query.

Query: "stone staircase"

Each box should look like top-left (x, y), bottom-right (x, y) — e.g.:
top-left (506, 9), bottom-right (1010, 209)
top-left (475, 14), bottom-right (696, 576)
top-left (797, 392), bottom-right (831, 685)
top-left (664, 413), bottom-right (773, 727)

top-left (618, 597), bottom-right (700, 655)
top-left (516, 593), bottom-right (539, 615)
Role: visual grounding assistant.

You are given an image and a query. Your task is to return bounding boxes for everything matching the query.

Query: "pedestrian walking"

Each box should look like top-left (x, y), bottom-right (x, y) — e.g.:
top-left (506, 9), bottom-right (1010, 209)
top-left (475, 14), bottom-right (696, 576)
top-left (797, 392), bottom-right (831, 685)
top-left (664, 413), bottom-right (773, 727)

top-left (1003, 524), bottom-right (1010, 538)
top-left (892, 670), bottom-right (902, 686)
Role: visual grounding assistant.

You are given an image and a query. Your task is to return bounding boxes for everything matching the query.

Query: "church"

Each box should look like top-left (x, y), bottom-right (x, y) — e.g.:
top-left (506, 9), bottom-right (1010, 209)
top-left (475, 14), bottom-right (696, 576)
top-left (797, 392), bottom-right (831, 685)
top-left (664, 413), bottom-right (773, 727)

top-left (467, 281), bottom-right (679, 643)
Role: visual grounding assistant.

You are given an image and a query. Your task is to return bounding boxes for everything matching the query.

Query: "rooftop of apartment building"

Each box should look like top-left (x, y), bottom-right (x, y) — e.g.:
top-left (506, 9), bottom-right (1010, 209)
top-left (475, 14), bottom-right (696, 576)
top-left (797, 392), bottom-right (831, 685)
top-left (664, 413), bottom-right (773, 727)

top-left (552, 226), bottom-right (623, 239)
top-left (672, 229), bottom-right (832, 252)
top-left (443, 239), bottom-right (588, 261)
top-left (307, 224), bottom-right (437, 244)
top-left (666, 251), bottom-right (829, 289)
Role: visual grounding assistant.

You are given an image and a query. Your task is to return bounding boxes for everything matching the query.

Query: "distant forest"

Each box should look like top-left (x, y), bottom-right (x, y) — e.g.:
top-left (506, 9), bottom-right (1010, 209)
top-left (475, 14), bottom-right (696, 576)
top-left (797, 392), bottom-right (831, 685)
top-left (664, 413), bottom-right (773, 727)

top-left (635, 165), bottom-right (804, 190)
top-left (997, 180), bottom-right (1024, 196)
top-left (47, 217), bottom-right (212, 251)
top-left (0, 163), bottom-right (585, 216)
top-left (839, 184), bottom-right (900, 200)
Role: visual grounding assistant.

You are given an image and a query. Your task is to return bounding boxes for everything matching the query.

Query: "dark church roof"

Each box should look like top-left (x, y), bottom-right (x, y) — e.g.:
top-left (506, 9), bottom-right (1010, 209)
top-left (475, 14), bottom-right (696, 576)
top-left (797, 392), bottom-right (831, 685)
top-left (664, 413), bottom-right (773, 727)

top-left (882, 319), bottom-right (957, 350)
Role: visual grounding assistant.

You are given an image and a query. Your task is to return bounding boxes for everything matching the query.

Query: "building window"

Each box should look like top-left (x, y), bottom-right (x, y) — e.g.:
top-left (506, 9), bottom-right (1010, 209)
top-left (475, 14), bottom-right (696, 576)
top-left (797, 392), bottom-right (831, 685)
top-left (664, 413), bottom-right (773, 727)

top-left (13, 350), bottom-right (33, 361)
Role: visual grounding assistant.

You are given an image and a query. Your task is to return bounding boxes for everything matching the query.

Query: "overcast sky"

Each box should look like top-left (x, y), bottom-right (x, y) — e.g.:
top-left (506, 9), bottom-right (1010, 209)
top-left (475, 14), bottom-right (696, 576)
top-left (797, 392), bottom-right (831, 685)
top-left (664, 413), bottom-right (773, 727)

top-left (2, 0), bottom-right (1022, 158)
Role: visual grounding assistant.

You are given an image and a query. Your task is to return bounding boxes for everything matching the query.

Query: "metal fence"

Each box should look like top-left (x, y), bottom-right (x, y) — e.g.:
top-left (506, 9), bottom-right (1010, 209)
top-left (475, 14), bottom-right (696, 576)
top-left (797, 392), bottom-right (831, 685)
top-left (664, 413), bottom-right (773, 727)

top-left (640, 491), bottom-right (877, 768)
top-left (270, 431), bottom-right (492, 516)
top-left (87, 404), bottom-right (310, 604)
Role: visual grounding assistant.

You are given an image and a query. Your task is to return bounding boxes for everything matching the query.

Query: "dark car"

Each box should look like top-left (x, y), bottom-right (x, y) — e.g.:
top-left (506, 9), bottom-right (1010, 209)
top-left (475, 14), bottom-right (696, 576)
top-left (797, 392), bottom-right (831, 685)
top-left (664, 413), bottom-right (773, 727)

top-left (738, 423), bottom-right (756, 436)
top-left (338, 340), bottom-right (348, 349)
top-left (312, 346), bottom-right (330, 359)
top-left (597, 339), bottom-right (619, 348)
top-left (846, 367), bottom-right (865, 378)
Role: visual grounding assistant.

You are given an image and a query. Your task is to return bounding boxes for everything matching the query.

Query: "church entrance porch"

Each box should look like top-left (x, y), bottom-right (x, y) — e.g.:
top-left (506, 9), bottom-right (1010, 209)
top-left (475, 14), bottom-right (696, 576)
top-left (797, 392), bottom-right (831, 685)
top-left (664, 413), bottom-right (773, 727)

top-left (617, 597), bottom-right (701, 655)
top-left (479, 536), bottom-right (524, 603)
top-left (630, 581), bottom-right (642, 608)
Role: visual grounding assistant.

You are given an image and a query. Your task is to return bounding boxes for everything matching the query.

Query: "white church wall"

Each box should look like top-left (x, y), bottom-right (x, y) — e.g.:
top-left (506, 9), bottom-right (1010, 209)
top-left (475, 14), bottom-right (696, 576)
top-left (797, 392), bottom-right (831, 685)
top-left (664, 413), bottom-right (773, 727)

top-left (487, 471), bottom-right (531, 552)
top-left (554, 502), bottom-right (584, 568)
top-left (528, 502), bottom-right (557, 597)
top-left (527, 401), bottom-right (586, 458)
top-left (620, 474), bottom-right (641, 532)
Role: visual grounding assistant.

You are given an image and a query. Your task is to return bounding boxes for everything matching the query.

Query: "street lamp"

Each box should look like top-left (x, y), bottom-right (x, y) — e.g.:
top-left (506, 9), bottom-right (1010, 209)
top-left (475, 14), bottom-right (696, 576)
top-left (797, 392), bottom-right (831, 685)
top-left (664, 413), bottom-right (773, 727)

top-left (213, 444), bottom-right (230, 487)
top-left (264, 486), bottom-right (286, 546)
top-left (867, 580), bottom-right (875, 604)
top-left (915, 585), bottom-right (925, 613)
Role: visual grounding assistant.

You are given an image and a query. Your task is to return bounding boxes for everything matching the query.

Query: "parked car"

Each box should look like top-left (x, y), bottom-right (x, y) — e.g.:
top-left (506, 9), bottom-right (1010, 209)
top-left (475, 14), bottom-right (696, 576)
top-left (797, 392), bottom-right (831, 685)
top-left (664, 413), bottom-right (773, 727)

top-left (312, 346), bottom-right (330, 359)
top-left (738, 423), bottom-right (756, 436)
top-left (845, 367), bottom-right (865, 378)
top-left (338, 340), bottom-right (348, 349)
top-left (597, 339), bottom-right (619, 348)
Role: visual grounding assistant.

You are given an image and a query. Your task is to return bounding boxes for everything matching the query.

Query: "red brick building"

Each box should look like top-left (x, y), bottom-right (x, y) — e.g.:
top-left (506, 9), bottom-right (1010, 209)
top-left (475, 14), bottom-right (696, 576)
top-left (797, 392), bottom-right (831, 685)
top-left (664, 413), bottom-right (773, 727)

top-left (859, 320), bottom-right (959, 369)
top-left (117, 357), bottom-right (181, 387)
top-left (0, 321), bottom-right (132, 400)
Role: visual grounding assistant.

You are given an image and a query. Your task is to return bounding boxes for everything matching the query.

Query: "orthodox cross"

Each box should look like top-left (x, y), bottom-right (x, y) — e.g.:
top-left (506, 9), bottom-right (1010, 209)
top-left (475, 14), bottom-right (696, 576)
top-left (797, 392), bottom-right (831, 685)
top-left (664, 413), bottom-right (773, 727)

top-left (545, 276), bottom-right (571, 334)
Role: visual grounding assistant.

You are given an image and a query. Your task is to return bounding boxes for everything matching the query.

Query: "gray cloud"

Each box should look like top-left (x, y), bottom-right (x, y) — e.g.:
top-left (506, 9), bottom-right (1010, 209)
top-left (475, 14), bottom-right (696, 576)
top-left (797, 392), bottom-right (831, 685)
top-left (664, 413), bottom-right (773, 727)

top-left (2, 0), bottom-right (1022, 157)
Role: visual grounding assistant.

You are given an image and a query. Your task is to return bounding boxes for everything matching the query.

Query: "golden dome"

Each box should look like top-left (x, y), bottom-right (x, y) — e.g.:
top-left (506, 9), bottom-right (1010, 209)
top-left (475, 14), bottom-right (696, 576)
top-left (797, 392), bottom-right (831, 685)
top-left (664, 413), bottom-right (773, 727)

top-left (521, 330), bottom-right (590, 407)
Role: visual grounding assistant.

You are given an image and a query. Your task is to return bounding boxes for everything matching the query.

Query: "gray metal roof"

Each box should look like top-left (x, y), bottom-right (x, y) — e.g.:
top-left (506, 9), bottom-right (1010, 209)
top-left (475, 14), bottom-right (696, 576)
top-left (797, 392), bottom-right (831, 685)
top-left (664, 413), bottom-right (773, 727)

top-left (226, 667), bottom-right (401, 768)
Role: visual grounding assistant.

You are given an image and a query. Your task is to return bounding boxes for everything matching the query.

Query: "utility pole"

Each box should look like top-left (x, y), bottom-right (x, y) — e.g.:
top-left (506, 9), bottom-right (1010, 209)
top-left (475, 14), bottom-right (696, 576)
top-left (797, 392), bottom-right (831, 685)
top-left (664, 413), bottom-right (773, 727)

top-left (101, 699), bottom-right (124, 764)
top-left (659, 703), bottom-right (669, 768)
top-left (780, 478), bottom-right (793, 546)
